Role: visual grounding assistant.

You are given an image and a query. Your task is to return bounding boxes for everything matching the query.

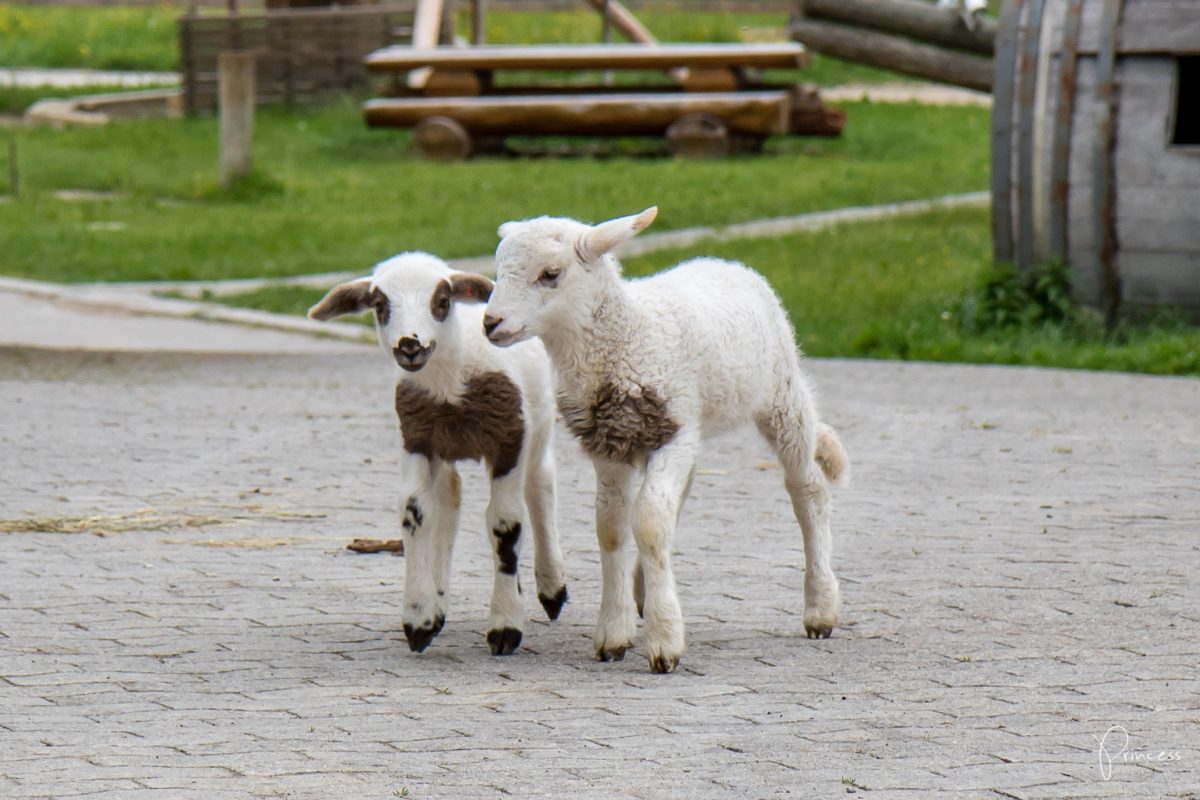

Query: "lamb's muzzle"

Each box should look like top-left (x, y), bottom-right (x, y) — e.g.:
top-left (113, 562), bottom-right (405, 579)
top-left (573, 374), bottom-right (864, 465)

top-left (393, 336), bottom-right (435, 371)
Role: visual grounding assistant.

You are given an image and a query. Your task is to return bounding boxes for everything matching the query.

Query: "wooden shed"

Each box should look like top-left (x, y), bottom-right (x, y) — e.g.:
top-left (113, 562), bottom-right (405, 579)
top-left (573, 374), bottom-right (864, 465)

top-left (991, 0), bottom-right (1200, 320)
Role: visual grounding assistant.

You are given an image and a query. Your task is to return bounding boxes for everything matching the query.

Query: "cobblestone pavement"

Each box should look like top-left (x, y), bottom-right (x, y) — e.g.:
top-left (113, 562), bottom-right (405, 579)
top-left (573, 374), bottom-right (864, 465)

top-left (1, 347), bottom-right (1197, 799)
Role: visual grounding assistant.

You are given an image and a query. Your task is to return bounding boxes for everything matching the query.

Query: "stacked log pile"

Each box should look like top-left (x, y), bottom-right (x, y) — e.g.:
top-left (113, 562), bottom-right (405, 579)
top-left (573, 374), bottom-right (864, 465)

top-left (790, 0), bottom-right (997, 92)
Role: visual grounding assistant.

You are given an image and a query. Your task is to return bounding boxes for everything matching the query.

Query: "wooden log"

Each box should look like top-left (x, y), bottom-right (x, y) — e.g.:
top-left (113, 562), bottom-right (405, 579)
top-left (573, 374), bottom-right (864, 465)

top-left (413, 116), bottom-right (473, 159)
top-left (680, 67), bottom-right (739, 92)
top-left (666, 113), bottom-right (730, 157)
top-left (366, 43), bottom-right (809, 73)
top-left (364, 91), bottom-right (793, 136)
top-left (218, 51), bottom-right (256, 187)
top-left (579, 0), bottom-right (658, 45)
top-left (788, 85), bottom-right (844, 136)
top-left (799, 0), bottom-right (997, 55)
top-left (422, 69), bottom-right (483, 96)
top-left (789, 18), bottom-right (992, 92)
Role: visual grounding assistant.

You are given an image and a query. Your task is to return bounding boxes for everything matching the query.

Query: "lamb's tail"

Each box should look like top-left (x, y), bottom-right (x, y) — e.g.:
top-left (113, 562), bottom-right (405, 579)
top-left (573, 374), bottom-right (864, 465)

top-left (815, 423), bottom-right (849, 486)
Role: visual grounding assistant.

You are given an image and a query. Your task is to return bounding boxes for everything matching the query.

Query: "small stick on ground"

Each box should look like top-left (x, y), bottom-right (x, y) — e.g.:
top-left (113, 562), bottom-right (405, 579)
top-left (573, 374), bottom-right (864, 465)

top-left (347, 538), bottom-right (405, 555)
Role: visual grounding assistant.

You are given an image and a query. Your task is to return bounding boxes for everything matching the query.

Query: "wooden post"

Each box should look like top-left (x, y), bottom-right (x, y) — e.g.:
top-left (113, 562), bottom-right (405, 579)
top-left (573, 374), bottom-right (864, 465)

top-left (439, 0), bottom-right (454, 45)
top-left (580, 0), bottom-right (658, 45)
top-left (471, 0), bottom-right (485, 45)
top-left (408, 0), bottom-right (446, 91)
top-left (6, 137), bottom-right (17, 199)
top-left (601, 0), bottom-right (613, 86)
top-left (218, 50), bottom-right (256, 188)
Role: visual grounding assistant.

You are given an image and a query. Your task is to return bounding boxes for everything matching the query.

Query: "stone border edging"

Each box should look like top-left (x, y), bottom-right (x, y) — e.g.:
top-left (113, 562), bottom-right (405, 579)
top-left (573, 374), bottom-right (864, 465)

top-left (0, 276), bottom-right (373, 344)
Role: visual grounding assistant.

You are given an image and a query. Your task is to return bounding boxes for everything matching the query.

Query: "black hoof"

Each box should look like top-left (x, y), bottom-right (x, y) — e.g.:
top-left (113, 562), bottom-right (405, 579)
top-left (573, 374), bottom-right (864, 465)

top-left (649, 654), bottom-right (680, 674)
top-left (486, 626), bottom-right (523, 656)
top-left (403, 613), bottom-right (445, 653)
top-left (596, 644), bottom-right (628, 662)
top-left (805, 624), bottom-right (833, 640)
top-left (538, 586), bottom-right (569, 621)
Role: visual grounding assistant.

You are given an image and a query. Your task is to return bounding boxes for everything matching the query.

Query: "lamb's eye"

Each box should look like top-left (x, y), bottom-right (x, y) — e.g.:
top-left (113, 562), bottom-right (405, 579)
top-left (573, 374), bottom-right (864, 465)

top-left (537, 269), bottom-right (561, 287)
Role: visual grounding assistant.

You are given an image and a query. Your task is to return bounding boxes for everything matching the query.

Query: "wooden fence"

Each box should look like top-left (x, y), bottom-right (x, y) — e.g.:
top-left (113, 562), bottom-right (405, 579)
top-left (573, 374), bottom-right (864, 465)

top-left (178, 3), bottom-right (417, 114)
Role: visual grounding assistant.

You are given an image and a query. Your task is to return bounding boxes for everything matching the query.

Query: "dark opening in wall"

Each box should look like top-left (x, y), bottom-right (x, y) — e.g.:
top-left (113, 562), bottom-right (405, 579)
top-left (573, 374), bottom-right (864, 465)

top-left (1173, 57), bottom-right (1200, 145)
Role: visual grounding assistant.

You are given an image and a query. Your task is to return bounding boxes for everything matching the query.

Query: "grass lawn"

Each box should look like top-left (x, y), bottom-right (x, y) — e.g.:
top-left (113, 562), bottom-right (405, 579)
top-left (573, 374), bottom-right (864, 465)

top-left (211, 206), bottom-right (1200, 377)
top-left (0, 97), bottom-right (989, 283)
top-left (0, 2), bottom-right (896, 86)
top-left (0, 3), bottom-right (178, 71)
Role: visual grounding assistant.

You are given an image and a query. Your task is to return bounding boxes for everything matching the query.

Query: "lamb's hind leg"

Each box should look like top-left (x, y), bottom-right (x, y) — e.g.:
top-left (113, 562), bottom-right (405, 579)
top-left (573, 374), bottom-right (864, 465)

top-left (757, 390), bottom-right (841, 640)
top-left (632, 464), bottom-right (693, 619)
top-left (523, 429), bottom-right (568, 621)
top-left (430, 464), bottom-right (462, 626)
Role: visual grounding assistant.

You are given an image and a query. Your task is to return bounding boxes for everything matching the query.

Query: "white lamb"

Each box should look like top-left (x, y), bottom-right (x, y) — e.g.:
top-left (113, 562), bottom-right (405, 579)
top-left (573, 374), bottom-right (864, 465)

top-left (482, 208), bottom-right (848, 674)
top-left (308, 252), bottom-right (568, 657)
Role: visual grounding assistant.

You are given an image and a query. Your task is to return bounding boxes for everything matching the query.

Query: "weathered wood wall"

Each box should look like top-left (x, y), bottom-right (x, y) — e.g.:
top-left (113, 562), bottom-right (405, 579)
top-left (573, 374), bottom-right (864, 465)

top-left (178, 3), bottom-right (416, 114)
top-left (993, 0), bottom-right (1200, 319)
top-left (1113, 58), bottom-right (1200, 310)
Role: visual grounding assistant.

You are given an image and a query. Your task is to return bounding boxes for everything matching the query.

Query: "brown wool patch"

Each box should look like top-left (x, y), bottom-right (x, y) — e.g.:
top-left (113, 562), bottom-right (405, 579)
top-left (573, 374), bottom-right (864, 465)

top-left (395, 372), bottom-right (525, 478)
top-left (558, 383), bottom-right (680, 465)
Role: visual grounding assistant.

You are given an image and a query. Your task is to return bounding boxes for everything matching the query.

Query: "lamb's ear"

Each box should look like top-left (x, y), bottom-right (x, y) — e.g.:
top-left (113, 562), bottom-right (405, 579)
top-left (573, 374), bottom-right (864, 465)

top-left (448, 272), bottom-right (493, 303)
top-left (578, 207), bottom-right (658, 262)
top-left (308, 279), bottom-right (376, 321)
top-left (497, 221), bottom-right (523, 239)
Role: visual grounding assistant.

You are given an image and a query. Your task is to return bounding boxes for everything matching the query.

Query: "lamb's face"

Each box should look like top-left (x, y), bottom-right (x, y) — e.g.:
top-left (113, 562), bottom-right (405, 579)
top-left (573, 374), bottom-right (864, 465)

top-left (485, 219), bottom-right (587, 347)
top-left (307, 252), bottom-right (492, 373)
top-left (485, 208), bottom-right (657, 347)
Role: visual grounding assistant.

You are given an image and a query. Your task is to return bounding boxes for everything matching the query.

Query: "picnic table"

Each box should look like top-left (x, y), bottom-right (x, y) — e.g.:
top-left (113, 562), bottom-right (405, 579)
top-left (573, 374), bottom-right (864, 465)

top-left (361, 42), bottom-right (845, 158)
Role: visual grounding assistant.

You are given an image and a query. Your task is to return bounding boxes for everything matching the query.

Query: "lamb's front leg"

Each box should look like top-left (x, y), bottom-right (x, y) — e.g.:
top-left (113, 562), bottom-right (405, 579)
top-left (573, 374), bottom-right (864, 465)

top-left (485, 467), bottom-right (527, 656)
top-left (633, 436), bottom-right (699, 674)
top-left (592, 460), bottom-right (637, 662)
top-left (398, 454), bottom-right (445, 652)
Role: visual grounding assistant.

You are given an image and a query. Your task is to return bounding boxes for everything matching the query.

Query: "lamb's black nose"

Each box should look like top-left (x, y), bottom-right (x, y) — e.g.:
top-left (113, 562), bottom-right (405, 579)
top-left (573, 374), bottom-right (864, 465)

top-left (482, 315), bottom-right (502, 336)
top-left (396, 337), bottom-right (423, 355)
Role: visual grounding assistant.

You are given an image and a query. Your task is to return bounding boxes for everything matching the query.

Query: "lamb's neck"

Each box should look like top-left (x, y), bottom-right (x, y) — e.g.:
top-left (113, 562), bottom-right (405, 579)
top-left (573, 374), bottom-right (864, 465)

top-left (542, 273), bottom-right (639, 394)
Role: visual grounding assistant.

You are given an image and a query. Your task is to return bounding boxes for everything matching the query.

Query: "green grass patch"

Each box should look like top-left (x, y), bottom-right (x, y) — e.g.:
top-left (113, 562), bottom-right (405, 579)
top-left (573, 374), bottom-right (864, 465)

top-left (0, 2), bottom-right (902, 87)
top-left (211, 207), bottom-right (1200, 377)
top-left (0, 97), bottom-right (988, 283)
top-left (477, 9), bottom-right (900, 87)
top-left (0, 3), bottom-right (178, 71)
